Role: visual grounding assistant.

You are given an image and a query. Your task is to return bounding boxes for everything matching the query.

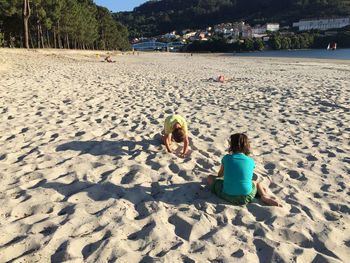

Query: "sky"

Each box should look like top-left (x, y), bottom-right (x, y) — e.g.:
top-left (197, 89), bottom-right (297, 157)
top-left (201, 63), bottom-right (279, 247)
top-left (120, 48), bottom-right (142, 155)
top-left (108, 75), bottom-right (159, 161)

top-left (94, 0), bottom-right (149, 12)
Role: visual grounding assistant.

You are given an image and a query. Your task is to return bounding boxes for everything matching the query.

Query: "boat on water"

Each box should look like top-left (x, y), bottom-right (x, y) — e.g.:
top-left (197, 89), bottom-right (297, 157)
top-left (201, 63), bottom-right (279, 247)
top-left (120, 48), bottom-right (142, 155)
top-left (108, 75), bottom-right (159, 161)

top-left (327, 43), bottom-right (330, 50)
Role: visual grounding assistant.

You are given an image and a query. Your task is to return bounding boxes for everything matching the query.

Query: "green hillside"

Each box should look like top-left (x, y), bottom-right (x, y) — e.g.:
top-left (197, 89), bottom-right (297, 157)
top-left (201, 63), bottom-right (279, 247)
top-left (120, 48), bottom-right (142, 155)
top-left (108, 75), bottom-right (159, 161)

top-left (114, 0), bottom-right (350, 38)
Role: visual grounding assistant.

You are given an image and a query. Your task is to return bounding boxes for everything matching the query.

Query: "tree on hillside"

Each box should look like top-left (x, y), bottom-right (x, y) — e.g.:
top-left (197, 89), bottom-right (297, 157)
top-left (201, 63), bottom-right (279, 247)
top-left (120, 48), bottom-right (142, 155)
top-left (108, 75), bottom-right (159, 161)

top-left (97, 6), bottom-right (130, 50)
top-left (0, 0), bottom-right (130, 50)
top-left (23, 0), bottom-right (31, 48)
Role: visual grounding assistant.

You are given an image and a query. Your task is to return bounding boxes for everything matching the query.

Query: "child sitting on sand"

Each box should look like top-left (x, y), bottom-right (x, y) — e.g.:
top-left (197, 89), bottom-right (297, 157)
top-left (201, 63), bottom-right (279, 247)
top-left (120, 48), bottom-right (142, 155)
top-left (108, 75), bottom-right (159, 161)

top-left (162, 114), bottom-right (189, 158)
top-left (207, 133), bottom-right (280, 206)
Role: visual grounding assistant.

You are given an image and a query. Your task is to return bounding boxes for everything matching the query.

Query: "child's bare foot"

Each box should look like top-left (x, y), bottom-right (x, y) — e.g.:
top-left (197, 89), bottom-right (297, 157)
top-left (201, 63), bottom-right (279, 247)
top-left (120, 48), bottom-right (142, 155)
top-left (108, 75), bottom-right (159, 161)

top-left (261, 195), bottom-right (281, 207)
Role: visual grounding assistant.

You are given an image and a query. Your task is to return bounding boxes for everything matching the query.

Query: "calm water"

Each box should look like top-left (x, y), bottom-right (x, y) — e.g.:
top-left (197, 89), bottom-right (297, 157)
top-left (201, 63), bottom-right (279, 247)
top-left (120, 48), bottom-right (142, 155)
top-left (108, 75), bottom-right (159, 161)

top-left (234, 48), bottom-right (350, 60)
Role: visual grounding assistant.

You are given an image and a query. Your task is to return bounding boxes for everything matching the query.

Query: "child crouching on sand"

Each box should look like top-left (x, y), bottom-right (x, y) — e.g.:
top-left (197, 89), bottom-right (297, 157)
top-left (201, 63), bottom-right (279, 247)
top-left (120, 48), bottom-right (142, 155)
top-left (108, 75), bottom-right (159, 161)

top-left (162, 114), bottom-right (189, 158)
top-left (207, 133), bottom-right (280, 206)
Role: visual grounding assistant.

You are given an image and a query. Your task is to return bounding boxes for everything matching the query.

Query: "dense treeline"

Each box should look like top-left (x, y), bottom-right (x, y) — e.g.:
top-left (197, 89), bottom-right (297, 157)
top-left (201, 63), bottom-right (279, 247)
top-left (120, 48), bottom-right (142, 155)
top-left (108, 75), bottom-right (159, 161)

top-left (269, 30), bottom-right (350, 49)
top-left (0, 0), bottom-right (130, 50)
top-left (187, 30), bottom-right (350, 52)
top-left (187, 37), bottom-right (264, 52)
top-left (114, 0), bottom-right (350, 38)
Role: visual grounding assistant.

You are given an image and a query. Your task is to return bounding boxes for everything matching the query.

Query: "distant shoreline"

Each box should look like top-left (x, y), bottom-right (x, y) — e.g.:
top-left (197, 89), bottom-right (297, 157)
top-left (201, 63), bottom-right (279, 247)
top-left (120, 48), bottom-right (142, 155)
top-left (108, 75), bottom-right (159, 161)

top-left (227, 48), bottom-right (350, 61)
top-left (1, 47), bottom-right (349, 64)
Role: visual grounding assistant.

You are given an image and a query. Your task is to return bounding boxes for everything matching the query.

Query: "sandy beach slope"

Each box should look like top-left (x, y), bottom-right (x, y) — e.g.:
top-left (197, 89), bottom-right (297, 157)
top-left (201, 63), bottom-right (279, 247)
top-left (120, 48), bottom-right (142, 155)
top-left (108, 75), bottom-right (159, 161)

top-left (0, 48), bottom-right (349, 262)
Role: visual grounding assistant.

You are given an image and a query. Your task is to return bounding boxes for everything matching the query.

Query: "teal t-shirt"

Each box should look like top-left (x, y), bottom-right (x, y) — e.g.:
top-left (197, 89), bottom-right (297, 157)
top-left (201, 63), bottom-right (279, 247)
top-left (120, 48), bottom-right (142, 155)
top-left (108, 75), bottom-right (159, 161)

top-left (222, 153), bottom-right (255, 195)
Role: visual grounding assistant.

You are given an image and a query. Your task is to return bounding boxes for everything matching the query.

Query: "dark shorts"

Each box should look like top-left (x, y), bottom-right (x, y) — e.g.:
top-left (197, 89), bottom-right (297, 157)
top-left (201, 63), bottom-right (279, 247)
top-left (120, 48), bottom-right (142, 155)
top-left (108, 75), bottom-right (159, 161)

top-left (211, 178), bottom-right (257, 205)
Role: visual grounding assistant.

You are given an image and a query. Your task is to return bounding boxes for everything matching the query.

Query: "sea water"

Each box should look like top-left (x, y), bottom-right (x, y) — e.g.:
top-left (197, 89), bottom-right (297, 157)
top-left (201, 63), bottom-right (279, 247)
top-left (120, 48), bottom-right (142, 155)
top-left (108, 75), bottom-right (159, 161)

top-left (233, 48), bottom-right (350, 60)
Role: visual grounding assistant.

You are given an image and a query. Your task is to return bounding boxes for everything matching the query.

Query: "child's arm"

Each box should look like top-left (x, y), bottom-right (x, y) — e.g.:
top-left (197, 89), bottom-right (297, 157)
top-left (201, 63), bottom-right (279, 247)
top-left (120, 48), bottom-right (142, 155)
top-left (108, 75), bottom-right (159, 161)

top-left (180, 135), bottom-right (189, 157)
top-left (218, 164), bottom-right (224, 177)
top-left (207, 164), bottom-right (224, 187)
top-left (164, 133), bottom-right (173, 153)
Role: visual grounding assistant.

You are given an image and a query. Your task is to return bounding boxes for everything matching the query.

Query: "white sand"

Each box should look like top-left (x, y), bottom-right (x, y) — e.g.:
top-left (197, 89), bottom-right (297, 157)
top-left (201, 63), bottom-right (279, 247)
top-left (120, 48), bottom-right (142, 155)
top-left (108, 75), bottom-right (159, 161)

top-left (0, 48), bottom-right (349, 262)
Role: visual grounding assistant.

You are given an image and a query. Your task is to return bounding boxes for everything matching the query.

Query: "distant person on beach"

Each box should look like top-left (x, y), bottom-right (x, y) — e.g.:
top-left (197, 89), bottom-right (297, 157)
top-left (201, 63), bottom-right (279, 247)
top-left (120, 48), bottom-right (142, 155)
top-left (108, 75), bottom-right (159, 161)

top-left (207, 133), bottom-right (280, 206)
top-left (105, 56), bottom-right (112, 63)
top-left (332, 43), bottom-right (337, 51)
top-left (162, 114), bottom-right (189, 158)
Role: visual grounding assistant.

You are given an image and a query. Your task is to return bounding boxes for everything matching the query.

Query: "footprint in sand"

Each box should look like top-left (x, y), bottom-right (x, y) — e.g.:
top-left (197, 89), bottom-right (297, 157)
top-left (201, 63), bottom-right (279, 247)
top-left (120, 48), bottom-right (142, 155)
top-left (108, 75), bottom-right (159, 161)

top-left (0, 153), bottom-right (6, 160)
top-left (320, 184), bottom-right (331, 192)
top-left (178, 170), bottom-right (191, 181)
top-left (306, 154), bottom-right (318, 161)
top-left (121, 169), bottom-right (138, 184)
top-left (128, 221), bottom-right (155, 241)
top-left (19, 127), bottom-right (29, 134)
top-left (169, 163), bottom-right (180, 174)
top-left (146, 156), bottom-right (161, 171)
top-left (82, 231), bottom-right (111, 260)
top-left (264, 163), bottom-right (276, 175)
top-left (168, 214), bottom-right (192, 241)
top-left (253, 239), bottom-right (284, 262)
top-left (231, 248), bottom-right (244, 258)
top-left (75, 131), bottom-right (85, 137)
top-left (50, 241), bottom-right (69, 262)
top-left (134, 201), bottom-right (158, 220)
top-left (199, 135), bottom-right (214, 142)
top-left (287, 170), bottom-right (300, 179)
top-left (324, 211), bottom-right (340, 221)
top-left (321, 164), bottom-right (329, 175)
top-left (49, 133), bottom-right (59, 142)
top-left (196, 158), bottom-right (213, 170)
top-left (110, 132), bottom-right (118, 138)
top-left (6, 135), bottom-right (16, 141)
top-left (247, 205), bottom-right (273, 222)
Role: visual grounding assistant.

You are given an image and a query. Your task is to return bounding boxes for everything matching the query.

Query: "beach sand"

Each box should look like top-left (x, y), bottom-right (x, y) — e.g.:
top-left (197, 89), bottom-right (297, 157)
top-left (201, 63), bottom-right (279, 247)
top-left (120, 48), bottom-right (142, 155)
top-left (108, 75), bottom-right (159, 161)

top-left (0, 48), bottom-right (349, 262)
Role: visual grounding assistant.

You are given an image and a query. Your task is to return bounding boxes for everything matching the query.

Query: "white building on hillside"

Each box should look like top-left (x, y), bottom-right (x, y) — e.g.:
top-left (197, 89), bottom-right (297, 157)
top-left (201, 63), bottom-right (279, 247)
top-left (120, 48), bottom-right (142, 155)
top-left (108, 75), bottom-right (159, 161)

top-left (214, 23), bottom-right (233, 32)
top-left (165, 31), bottom-right (179, 39)
top-left (237, 22), bottom-right (248, 32)
top-left (182, 31), bottom-right (196, 39)
top-left (252, 26), bottom-right (266, 38)
top-left (265, 23), bottom-right (280, 32)
top-left (241, 28), bottom-right (252, 38)
top-left (293, 17), bottom-right (350, 31)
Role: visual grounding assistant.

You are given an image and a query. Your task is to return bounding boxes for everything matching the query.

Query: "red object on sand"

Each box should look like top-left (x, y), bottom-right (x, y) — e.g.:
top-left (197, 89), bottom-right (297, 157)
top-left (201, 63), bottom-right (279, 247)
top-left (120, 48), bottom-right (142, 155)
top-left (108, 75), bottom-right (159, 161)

top-left (216, 75), bottom-right (225, 82)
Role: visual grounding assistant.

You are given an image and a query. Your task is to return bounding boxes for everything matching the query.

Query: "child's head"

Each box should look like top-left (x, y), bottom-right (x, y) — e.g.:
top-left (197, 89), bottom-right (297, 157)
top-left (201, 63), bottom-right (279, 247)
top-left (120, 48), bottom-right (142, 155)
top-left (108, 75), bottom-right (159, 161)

top-left (173, 128), bottom-right (185, 143)
top-left (228, 133), bottom-right (250, 155)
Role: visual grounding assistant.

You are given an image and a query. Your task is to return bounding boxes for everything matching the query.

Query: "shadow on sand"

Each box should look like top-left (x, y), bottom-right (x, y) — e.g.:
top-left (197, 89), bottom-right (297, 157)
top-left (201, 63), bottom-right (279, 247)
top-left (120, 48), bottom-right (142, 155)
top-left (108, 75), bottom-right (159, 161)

top-left (56, 134), bottom-right (195, 159)
top-left (52, 136), bottom-right (215, 207)
top-left (56, 135), bottom-right (162, 159)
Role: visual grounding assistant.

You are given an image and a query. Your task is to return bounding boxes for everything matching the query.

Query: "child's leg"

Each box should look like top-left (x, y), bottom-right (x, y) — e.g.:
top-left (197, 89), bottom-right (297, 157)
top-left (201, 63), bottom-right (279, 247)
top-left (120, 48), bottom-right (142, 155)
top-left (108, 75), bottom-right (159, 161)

top-left (253, 181), bottom-right (280, 207)
top-left (207, 175), bottom-right (216, 187)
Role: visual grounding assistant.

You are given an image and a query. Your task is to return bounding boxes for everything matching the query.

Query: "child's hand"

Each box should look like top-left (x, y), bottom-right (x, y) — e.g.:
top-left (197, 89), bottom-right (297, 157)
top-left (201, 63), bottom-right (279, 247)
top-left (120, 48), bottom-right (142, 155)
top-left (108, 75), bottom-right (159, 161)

top-left (180, 153), bottom-right (187, 158)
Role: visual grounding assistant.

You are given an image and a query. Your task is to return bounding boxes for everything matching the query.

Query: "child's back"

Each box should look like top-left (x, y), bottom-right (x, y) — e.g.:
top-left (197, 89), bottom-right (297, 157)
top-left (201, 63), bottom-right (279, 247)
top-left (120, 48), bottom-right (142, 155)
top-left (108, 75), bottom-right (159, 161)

top-left (222, 153), bottom-right (254, 195)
